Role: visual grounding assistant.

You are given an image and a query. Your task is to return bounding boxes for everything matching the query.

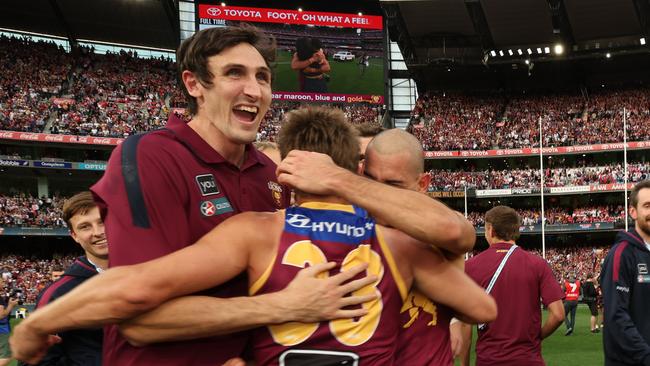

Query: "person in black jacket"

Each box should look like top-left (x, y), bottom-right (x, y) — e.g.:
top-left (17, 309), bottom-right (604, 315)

top-left (23, 192), bottom-right (108, 366)
top-left (601, 179), bottom-right (650, 366)
top-left (582, 273), bottom-right (599, 333)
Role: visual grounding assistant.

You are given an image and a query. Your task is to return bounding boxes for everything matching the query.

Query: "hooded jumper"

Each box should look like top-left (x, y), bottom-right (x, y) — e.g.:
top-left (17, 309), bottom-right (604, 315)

top-left (601, 229), bottom-right (650, 366)
top-left (29, 256), bottom-right (102, 366)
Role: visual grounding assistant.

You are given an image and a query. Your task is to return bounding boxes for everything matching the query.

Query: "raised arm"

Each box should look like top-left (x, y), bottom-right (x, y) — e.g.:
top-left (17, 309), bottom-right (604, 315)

top-left (277, 150), bottom-right (475, 255)
top-left (11, 213), bottom-right (377, 363)
top-left (10, 213), bottom-right (263, 363)
top-left (118, 264), bottom-right (375, 346)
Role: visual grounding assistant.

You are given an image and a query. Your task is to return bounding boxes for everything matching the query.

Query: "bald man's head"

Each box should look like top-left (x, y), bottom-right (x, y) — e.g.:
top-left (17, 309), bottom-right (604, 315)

top-left (366, 129), bottom-right (424, 175)
top-left (363, 129), bottom-right (430, 193)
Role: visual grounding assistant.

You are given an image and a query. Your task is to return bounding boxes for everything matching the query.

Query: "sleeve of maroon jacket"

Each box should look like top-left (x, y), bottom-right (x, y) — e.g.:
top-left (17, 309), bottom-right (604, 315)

top-left (92, 135), bottom-right (192, 265)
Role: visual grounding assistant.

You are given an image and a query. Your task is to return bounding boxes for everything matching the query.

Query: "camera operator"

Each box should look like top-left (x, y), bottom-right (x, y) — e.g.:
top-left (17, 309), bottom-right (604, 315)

top-left (0, 280), bottom-right (19, 366)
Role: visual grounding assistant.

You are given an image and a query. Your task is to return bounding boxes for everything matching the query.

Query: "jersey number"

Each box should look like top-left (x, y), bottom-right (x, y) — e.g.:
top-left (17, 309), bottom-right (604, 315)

top-left (268, 240), bottom-right (384, 346)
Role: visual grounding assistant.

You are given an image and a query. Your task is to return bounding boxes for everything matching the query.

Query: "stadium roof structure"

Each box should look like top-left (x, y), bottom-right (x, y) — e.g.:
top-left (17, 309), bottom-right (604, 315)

top-left (0, 0), bottom-right (180, 51)
top-left (382, 0), bottom-right (650, 68)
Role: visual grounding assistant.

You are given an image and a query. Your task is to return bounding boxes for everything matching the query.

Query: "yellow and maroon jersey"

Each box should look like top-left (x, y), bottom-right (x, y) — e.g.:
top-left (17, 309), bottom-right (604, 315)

top-left (395, 289), bottom-right (454, 366)
top-left (251, 202), bottom-right (408, 366)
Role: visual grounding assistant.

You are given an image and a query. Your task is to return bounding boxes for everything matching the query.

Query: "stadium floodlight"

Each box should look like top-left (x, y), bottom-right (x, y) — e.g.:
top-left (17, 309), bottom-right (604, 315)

top-left (490, 50), bottom-right (497, 57)
top-left (544, 47), bottom-right (551, 54)
top-left (220, 2), bottom-right (225, 6)
top-left (508, 49), bottom-right (513, 56)
top-left (554, 44), bottom-right (564, 55)
top-left (527, 48), bottom-right (533, 55)
top-left (358, 12), bottom-right (363, 16)
top-left (606, 53), bottom-right (611, 58)
top-left (641, 38), bottom-right (646, 45)
top-left (537, 47), bottom-right (542, 54)
top-left (499, 50), bottom-right (504, 57)
top-left (517, 49), bottom-right (523, 55)
top-left (298, 7), bottom-right (303, 12)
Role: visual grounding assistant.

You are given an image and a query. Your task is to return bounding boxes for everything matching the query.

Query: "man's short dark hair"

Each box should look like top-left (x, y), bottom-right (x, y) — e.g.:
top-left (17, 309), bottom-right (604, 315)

top-left (177, 24), bottom-right (276, 115)
top-left (630, 179), bottom-right (650, 209)
top-left (278, 107), bottom-right (359, 173)
top-left (62, 191), bottom-right (97, 230)
top-left (355, 123), bottom-right (384, 138)
top-left (485, 205), bottom-right (521, 241)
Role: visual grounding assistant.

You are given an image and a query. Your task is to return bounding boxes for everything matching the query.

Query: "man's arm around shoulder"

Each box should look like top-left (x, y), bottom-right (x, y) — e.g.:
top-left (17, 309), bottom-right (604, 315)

top-left (118, 212), bottom-right (378, 346)
top-left (277, 151), bottom-right (475, 255)
top-left (9, 212), bottom-right (267, 364)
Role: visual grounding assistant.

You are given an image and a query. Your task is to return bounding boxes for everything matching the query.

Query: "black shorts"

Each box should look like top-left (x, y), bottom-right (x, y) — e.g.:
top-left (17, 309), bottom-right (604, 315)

top-left (586, 301), bottom-right (598, 316)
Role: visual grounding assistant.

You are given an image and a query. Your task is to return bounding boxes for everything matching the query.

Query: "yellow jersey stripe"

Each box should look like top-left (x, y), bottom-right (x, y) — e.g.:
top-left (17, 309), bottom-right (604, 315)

top-left (250, 252), bottom-right (278, 296)
top-left (299, 202), bottom-right (356, 213)
top-left (375, 226), bottom-right (408, 301)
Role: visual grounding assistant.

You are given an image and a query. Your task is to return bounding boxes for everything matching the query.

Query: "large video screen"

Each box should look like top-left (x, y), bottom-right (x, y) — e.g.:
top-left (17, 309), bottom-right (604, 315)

top-left (197, 4), bottom-right (385, 104)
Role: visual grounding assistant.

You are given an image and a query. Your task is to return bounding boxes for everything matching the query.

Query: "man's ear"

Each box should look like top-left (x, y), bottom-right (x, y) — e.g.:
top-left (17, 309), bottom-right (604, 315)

top-left (418, 172), bottom-right (432, 194)
top-left (357, 160), bottom-right (365, 176)
top-left (69, 229), bottom-right (80, 246)
top-left (182, 70), bottom-right (204, 99)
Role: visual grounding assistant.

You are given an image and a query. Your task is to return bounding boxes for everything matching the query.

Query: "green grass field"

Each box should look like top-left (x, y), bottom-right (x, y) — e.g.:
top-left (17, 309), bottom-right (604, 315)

top-left (456, 304), bottom-right (604, 366)
top-left (6, 305), bottom-right (603, 365)
top-left (272, 49), bottom-right (384, 95)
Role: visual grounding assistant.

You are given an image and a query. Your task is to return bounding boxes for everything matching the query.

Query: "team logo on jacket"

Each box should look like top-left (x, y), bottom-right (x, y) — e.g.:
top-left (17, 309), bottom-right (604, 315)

top-left (196, 174), bottom-right (220, 196)
top-left (639, 263), bottom-right (648, 275)
top-left (268, 181), bottom-right (284, 207)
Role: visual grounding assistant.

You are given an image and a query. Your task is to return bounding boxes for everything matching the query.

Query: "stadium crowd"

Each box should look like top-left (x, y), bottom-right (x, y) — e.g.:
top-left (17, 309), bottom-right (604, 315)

top-left (0, 35), bottom-right (72, 133)
top-left (49, 49), bottom-right (175, 137)
top-left (428, 162), bottom-right (649, 191)
top-left (0, 255), bottom-right (75, 304)
top-left (0, 194), bottom-right (66, 228)
top-left (3, 35), bottom-right (650, 153)
top-left (533, 246), bottom-right (608, 284)
top-left (409, 92), bottom-right (506, 151)
top-left (467, 205), bottom-right (625, 226)
top-left (1, 35), bottom-right (383, 140)
top-left (409, 89), bottom-right (650, 151)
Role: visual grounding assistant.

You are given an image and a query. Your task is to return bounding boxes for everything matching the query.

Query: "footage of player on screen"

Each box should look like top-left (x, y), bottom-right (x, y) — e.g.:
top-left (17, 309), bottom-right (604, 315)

top-left (291, 37), bottom-right (330, 93)
top-left (358, 53), bottom-right (370, 76)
